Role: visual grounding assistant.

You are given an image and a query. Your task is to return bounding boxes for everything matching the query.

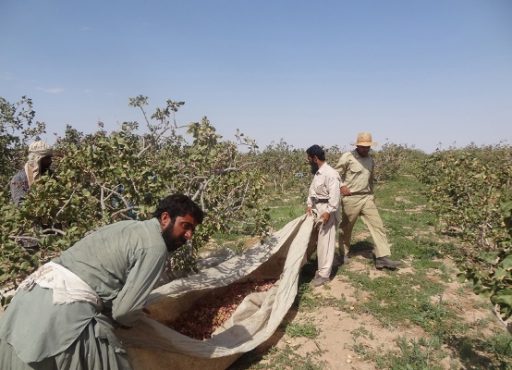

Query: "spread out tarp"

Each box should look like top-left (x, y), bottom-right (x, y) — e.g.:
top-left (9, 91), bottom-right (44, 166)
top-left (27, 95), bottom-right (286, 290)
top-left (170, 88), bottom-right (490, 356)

top-left (116, 215), bottom-right (316, 370)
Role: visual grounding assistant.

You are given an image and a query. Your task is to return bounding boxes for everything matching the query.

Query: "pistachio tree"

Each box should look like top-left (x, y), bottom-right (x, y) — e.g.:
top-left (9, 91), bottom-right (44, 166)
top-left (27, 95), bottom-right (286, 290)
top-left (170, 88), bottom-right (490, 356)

top-left (0, 96), bottom-right (46, 184)
top-left (420, 144), bottom-right (512, 324)
top-left (0, 96), bottom-right (269, 293)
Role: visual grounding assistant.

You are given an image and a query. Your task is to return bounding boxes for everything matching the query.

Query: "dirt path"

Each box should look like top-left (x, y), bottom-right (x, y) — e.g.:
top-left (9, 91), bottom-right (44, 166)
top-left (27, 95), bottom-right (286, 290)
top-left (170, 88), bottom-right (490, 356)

top-left (231, 249), bottom-right (508, 370)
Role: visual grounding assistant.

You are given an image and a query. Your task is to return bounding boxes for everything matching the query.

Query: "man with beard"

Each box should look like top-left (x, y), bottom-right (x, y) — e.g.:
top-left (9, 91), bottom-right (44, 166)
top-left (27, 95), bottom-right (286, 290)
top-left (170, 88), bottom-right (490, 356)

top-left (0, 193), bottom-right (203, 370)
top-left (306, 145), bottom-right (341, 287)
top-left (10, 140), bottom-right (53, 206)
top-left (335, 132), bottom-right (401, 270)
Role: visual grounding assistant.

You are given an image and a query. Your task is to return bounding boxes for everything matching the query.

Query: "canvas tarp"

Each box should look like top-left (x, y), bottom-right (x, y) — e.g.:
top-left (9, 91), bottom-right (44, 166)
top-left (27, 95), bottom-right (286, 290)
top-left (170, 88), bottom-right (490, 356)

top-left (116, 215), bottom-right (317, 370)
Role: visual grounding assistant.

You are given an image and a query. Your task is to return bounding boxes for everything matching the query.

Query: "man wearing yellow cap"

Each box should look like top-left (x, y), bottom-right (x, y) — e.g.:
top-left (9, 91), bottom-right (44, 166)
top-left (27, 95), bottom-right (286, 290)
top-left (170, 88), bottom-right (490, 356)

top-left (335, 132), bottom-right (401, 270)
top-left (9, 140), bottom-right (53, 206)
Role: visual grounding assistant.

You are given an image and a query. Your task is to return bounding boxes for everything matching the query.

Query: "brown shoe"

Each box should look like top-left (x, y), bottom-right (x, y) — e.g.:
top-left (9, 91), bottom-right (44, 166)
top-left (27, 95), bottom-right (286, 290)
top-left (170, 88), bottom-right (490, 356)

top-left (375, 256), bottom-right (402, 270)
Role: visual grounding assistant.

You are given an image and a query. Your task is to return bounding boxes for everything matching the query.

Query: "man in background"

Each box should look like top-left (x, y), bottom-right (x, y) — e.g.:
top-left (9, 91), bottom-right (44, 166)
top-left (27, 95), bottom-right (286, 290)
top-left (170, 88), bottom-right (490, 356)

top-left (9, 140), bottom-right (53, 206)
top-left (335, 132), bottom-right (401, 270)
top-left (306, 145), bottom-right (341, 287)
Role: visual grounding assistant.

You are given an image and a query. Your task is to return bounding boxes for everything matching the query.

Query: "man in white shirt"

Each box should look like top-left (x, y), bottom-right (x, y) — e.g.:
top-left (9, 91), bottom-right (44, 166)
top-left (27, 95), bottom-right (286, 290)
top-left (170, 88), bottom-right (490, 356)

top-left (306, 145), bottom-right (341, 287)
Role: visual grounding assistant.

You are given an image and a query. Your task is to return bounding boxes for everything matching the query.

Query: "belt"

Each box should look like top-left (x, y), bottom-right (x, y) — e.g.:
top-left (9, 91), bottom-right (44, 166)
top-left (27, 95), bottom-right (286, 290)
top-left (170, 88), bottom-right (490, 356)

top-left (347, 191), bottom-right (371, 196)
top-left (313, 198), bottom-right (329, 203)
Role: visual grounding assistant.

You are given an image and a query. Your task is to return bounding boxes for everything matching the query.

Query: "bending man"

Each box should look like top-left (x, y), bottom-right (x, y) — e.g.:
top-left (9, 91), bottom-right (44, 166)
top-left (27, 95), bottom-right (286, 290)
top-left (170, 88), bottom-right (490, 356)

top-left (0, 193), bottom-right (204, 369)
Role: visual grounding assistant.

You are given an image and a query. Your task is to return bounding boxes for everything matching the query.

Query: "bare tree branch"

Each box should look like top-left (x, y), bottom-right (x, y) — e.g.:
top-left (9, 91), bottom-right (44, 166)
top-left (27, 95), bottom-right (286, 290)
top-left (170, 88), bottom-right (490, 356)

top-left (100, 186), bottom-right (106, 211)
top-left (55, 189), bottom-right (77, 218)
top-left (100, 185), bottom-right (131, 209)
top-left (9, 235), bottom-right (40, 243)
top-left (111, 207), bottom-right (136, 220)
top-left (42, 228), bottom-right (66, 236)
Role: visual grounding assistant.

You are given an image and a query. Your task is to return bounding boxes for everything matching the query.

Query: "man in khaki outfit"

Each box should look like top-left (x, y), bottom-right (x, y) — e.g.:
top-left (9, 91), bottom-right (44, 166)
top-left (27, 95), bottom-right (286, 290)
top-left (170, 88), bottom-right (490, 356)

top-left (306, 145), bottom-right (341, 287)
top-left (335, 133), bottom-right (401, 270)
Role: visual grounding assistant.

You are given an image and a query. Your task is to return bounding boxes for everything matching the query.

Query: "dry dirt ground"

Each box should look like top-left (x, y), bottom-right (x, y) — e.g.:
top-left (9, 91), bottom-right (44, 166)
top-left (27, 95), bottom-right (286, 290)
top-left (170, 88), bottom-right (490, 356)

top-left (231, 253), bottom-right (508, 370)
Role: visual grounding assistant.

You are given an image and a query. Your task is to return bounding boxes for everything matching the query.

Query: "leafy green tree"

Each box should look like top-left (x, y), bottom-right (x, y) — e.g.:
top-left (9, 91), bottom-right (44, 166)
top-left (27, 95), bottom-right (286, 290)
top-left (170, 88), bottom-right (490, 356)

top-left (0, 96), bottom-right (269, 294)
top-left (255, 139), bottom-right (309, 196)
top-left (0, 96), bottom-right (46, 184)
top-left (372, 142), bottom-right (426, 181)
top-left (419, 144), bottom-right (512, 323)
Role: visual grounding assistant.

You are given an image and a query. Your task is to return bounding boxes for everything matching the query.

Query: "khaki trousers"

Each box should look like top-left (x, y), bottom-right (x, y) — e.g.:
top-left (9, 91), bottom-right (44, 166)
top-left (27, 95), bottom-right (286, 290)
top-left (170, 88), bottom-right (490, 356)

top-left (338, 195), bottom-right (391, 258)
top-left (314, 203), bottom-right (338, 279)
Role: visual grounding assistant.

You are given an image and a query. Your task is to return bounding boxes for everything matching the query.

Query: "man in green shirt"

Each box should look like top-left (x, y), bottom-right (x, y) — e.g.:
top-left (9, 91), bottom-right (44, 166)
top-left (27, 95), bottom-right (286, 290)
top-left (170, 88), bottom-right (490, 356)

top-left (335, 132), bottom-right (401, 270)
top-left (0, 193), bottom-right (204, 370)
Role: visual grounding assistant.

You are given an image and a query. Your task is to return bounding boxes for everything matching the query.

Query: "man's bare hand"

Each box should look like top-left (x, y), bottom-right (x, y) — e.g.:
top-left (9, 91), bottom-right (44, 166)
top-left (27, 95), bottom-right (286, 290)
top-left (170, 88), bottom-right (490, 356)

top-left (340, 186), bottom-right (352, 196)
top-left (306, 206), bottom-right (313, 216)
top-left (320, 212), bottom-right (330, 224)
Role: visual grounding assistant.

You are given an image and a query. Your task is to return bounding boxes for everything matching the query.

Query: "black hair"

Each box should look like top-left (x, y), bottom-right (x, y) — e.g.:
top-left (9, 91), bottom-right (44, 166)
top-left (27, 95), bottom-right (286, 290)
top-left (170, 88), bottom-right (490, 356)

top-left (153, 193), bottom-right (204, 224)
top-left (306, 145), bottom-right (325, 161)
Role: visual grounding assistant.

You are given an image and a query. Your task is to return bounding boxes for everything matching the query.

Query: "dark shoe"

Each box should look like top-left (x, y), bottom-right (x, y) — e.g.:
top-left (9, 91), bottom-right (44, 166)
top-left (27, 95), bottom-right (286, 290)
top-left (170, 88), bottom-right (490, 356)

top-left (311, 276), bottom-right (330, 287)
top-left (332, 255), bottom-right (342, 267)
top-left (375, 256), bottom-right (402, 270)
top-left (333, 254), bottom-right (350, 267)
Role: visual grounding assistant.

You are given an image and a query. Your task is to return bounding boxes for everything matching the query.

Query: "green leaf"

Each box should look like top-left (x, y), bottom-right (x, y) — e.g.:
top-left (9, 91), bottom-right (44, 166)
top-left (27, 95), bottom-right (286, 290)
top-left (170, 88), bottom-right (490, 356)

top-left (492, 293), bottom-right (512, 308)
top-left (501, 254), bottom-right (512, 270)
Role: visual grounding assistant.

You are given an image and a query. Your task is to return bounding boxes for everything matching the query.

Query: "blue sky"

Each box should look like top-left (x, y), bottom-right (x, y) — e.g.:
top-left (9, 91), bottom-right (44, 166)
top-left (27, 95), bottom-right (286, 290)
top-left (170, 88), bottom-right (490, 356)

top-left (1, 0), bottom-right (511, 152)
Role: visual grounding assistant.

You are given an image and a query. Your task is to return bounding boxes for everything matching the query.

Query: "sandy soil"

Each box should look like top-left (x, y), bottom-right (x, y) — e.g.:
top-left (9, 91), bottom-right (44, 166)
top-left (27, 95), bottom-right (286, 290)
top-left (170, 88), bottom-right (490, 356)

top-left (232, 255), bottom-right (506, 370)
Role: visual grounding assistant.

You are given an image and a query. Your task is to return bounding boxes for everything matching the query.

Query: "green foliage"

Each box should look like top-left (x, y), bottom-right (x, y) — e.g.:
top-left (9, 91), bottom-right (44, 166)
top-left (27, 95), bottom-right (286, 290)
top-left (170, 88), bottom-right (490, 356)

top-left (0, 96), bottom-right (270, 289)
top-left (0, 96), bottom-right (46, 184)
top-left (254, 139), bottom-right (309, 197)
top-left (267, 195), bottom-right (305, 230)
top-left (419, 144), bottom-right (512, 321)
top-left (345, 271), bottom-right (450, 333)
top-left (285, 322), bottom-right (319, 338)
top-left (243, 344), bottom-right (325, 370)
top-left (324, 144), bottom-right (343, 165)
top-left (484, 333), bottom-right (512, 360)
top-left (373, 142), bottom-right (426, 181)
top-left (235, 168), bottom-right (511, 369)
top-left (376, 337), bottom-right (444, 370)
